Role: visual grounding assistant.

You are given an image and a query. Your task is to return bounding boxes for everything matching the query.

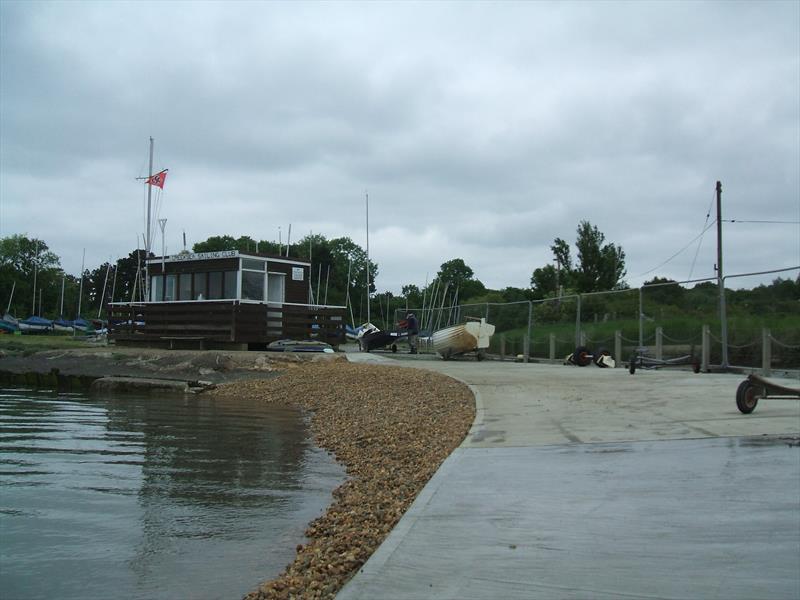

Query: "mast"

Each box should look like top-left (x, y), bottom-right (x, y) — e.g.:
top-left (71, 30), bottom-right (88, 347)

top-left (6, 281), bottom-right (15, 315)
top-left (145, 137), bottom-right (154, 300)
top-left (98, 262), bottom-right (111, 318)
top-left (31, 241), bottom-right (39, 315)
top-left (59, 274), bottom-right (65, 316)
top-left (365, 191), bottom-right (370, 324)
top-left (76, 248), bottom-right (85, 323)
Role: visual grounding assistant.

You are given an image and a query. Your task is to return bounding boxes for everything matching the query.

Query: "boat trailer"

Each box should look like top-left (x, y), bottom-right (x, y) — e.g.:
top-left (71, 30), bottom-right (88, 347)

top-left (628, 349), bottom-right (700, 374)
top-left (736, 373), bottom-right (800, 414)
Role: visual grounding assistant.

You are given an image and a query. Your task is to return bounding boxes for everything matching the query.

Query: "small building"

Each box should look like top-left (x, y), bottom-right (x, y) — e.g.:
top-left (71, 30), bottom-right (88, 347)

top-left (109, 250), bottom-right (346, 350)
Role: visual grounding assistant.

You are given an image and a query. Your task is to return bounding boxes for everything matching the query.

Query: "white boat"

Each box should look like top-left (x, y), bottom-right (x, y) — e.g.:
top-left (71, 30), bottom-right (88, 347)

top-left (431, 317), bottom-right (495, 360)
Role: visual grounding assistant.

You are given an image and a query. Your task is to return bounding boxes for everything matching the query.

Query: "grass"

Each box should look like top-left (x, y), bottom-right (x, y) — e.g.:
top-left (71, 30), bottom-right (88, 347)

top-left (0, 333), bottom-right (97, 354)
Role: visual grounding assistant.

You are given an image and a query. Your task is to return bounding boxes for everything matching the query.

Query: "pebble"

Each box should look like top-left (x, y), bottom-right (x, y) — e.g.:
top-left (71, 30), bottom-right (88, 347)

top-left (210, 361), bottom-right (474, 600)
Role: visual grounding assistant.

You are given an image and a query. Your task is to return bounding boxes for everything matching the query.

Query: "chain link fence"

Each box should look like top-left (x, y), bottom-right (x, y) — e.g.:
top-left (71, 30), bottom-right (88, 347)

top-left (396, 267), bottom-right (799, 372)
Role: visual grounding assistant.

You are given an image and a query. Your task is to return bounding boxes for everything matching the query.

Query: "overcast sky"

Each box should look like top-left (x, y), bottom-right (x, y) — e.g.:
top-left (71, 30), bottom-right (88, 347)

top-left (1, 1), bottom-right (798, 295)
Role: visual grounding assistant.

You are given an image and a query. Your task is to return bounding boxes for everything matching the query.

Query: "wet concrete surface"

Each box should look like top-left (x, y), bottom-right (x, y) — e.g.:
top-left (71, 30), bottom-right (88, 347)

top-left (339, 354), bottom-right (800, 599)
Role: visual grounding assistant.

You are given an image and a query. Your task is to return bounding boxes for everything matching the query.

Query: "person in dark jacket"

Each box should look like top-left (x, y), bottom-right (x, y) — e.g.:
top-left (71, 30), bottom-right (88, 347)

top-left (405, 312), bottom-right (419, 354)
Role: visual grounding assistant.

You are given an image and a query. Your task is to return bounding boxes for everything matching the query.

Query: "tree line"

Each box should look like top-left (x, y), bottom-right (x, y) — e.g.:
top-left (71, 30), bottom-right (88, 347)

top-left (1, 220), bottom-right (796, 328)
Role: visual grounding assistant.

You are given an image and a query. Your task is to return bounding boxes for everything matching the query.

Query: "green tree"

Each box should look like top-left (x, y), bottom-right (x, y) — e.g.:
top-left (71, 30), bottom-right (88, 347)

top-left (436, 258), bottom-right (486, 301)
top-left (0, 234), bottom-right (62, 317)
top-left (643, 277), bottom-right (686, 306)
top-left (530, 221), bottom-right (626, 296)
top-left (530, 264), bottom-right (558, 300)
top-left (573, 221), bottom-right (626, 292)
top-left (192, 235), bottom-right (240, 253)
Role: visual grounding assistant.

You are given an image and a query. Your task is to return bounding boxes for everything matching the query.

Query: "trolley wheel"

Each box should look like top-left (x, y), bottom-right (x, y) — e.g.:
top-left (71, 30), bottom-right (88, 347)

top-left (594, 349), bottom-right (609, 367)
top-left (574, 346), bottom-right (592, 367)
top-left (736, 380), bottom-right (761, 414)
top-left (629, 354), bottom-right (637, 374)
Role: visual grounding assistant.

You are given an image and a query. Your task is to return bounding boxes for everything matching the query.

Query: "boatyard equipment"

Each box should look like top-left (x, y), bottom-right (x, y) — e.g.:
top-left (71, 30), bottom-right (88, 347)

top-left (735, 373), bottom-right (800, 414)
top-left (628, 350), bottom-right (700, 374)
top-left (564, 347), bottom-right (615, 368)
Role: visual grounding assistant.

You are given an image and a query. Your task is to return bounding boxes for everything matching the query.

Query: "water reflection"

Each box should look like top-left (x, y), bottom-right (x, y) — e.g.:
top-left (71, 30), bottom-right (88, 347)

top-left (0, 387), bottom-right (344, 600)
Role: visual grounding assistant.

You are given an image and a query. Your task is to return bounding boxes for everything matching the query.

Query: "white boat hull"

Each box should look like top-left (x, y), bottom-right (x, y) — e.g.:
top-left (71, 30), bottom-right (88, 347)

top-left (431, 318), bottom-right (495, 359)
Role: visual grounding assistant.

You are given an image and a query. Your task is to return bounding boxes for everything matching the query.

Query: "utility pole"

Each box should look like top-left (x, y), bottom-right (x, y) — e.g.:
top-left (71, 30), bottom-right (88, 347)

top-left (716, 180), bottom-right (729, 368)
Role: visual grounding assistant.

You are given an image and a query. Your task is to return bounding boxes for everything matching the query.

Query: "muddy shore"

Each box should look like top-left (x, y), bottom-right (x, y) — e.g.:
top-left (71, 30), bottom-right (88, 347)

top-left (1, 348), bottom-right (476, 599)
top-left (0, 346), bottom-right (340, 384)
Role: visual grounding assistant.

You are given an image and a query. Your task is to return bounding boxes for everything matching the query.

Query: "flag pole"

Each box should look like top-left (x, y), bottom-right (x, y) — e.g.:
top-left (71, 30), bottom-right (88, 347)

top-left (145, 137), bottom-right (154, 301)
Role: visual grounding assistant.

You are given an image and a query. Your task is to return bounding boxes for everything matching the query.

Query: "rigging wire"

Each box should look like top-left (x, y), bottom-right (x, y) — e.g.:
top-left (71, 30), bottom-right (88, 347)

top-left (687, 190), bottom-right (717, 281)
top-left (633, 220), bottom-right (717, 280)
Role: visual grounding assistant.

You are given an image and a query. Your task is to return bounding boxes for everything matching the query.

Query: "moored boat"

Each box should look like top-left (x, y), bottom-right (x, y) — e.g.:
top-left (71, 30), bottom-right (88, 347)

top-left (19, 316), bottom-right (54, 333)
top-left (431, 317), bottom-right (495, 360)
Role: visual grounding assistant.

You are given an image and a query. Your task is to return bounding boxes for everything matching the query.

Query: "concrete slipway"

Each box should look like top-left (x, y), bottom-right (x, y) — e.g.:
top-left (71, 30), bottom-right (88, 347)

top-left (338, 354), bottom-right (800, 600)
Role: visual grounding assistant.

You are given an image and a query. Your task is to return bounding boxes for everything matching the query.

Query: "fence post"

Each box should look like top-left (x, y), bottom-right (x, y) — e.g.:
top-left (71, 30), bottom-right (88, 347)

top-left (485, 303), bottom-right (489, 321)
top-left (655, 327), bottom-right (663, 361)
top-left (702, 324), bottom-right (710, 372)
top-left (762, 328), bottom-right (771, 377)
top-left (579, 331), bottom-right (587, 348)
top-left (500, 334), bottom-right (506, 361)
top-left (525, 301), bottom-right (532, 363)
top-left (549, 333), bottom-right (556, 360)
top-left (523, 335), bottom-right (530, 364)
top-left (575, 294), bottom-right (582, 349)
top-left (615, 330), bottom-right (622, 367)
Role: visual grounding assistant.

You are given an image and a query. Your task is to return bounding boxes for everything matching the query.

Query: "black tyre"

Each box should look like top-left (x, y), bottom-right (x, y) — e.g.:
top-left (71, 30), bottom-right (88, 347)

top-left (736, 380), bottom-right (760, 414)
top-left (391, 344), bottom-right (398, 353)
top-left (629, 355), bottom-right (637, 374)
top-left (594, 349), bottom-right (610, 367)
top-left (692, 360), bottom-right (700, 374)
top-left (573, 346), bottom-right (592, 367)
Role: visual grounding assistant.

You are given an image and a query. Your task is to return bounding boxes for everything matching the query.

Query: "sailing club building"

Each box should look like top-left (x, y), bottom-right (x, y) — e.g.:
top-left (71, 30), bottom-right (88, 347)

top-left (108, 250), bottom-right (346, 350)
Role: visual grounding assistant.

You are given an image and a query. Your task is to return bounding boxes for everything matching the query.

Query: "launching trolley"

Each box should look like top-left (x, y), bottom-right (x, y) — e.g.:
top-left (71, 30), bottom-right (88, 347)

top-left (735, 373), bottom-right (800, 414)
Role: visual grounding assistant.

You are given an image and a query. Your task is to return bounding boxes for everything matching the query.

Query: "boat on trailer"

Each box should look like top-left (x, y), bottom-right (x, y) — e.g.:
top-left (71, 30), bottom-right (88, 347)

top-left (431, 317), bottom-right (495, 360)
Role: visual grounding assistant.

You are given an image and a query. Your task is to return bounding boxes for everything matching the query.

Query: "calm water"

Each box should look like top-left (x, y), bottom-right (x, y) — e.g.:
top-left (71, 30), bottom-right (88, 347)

top-left (0, 387), bottom-right (345, 600)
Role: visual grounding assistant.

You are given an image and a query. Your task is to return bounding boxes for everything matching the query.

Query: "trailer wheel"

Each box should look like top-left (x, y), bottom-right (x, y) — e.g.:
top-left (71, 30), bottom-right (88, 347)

top-left (476, 350), bottom-right (486, 361)
top-left (736, 380), bottom-right (760, 414)
top-left (629, 355), bottom-right (637, 374)
top-left (574, 346), bottom-right (592, 367)
top-left (391, 344), bottom-right (398, 353)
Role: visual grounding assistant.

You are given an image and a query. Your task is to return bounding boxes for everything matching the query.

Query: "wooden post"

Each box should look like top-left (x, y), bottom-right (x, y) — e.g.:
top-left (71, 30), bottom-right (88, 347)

top-left (702, 324), bottom-right (710, 372)
top-left (655, 327), bottom-right (663, 361)
top-left (549, 333), bottom-right (556, 360)
top-left (762, 328), bottom-right (771, 377)
top-left (615, 330), bottom-right (622, 368)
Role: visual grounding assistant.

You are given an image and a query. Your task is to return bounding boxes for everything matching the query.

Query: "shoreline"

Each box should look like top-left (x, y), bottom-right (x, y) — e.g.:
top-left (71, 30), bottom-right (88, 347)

top-left (1, 347), bottom-right (475, 598)
top-left (210, 361), bottom-right (475, 599)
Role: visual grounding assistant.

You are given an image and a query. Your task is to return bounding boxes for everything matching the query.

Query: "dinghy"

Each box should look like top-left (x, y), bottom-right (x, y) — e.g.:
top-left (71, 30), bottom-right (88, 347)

top-left (431, 317), bottom-right (495, 360)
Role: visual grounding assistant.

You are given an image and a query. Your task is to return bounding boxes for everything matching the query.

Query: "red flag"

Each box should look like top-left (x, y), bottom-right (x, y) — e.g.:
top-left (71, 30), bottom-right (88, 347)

top-left (146, 169), bottom-right (168, 189)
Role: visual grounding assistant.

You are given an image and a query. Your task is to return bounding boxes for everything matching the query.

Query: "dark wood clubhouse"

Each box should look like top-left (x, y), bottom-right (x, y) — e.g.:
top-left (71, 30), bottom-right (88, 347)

top-left (108, 250), bottom-right (346, 349)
